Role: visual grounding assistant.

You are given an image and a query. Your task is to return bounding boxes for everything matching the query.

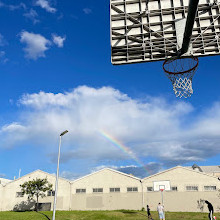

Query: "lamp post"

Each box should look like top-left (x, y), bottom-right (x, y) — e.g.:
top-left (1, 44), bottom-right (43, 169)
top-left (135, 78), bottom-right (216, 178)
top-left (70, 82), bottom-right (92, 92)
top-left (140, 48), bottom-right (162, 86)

top-left (52, 130), bottom-right (68, 220)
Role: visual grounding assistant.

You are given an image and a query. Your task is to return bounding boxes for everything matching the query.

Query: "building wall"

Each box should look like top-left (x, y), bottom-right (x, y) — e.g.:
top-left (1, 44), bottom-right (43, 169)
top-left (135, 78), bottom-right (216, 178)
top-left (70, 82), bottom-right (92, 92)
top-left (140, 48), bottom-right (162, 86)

top-left (71, 169), bottom-right (142, 210)
top-left (71, 193), bottom-right (142, 210)
top-left (144, 191), bottom-right (219, 212)
top-left (142, 167), bottom-right (220, 212)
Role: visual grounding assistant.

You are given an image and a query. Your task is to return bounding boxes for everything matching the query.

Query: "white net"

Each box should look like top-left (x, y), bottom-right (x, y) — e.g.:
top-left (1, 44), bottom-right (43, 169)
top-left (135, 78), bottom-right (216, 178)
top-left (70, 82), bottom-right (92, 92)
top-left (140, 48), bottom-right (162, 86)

top-left (163, 57), bottom-right (199, 98)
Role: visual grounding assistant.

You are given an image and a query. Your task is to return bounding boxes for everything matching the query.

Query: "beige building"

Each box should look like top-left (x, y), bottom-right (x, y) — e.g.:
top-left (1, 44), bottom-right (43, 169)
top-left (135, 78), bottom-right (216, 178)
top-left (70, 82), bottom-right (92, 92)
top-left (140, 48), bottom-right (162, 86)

top-left (0, 170), bottom-right (71, 212)
top-left (71, 168), bottom-right (142, 210)
top-left (142, 166), bottom-right (220, 212)
top-left (0, 166), bottom-right (219, 212)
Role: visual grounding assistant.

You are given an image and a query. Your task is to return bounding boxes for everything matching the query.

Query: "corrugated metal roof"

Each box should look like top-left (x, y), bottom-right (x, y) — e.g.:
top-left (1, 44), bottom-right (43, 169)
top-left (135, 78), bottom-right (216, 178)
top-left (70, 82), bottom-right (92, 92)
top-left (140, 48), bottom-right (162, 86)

top-left (199, 166), bottom-right (220, 173)
top-left (187, 165), bottom-right (220, 173)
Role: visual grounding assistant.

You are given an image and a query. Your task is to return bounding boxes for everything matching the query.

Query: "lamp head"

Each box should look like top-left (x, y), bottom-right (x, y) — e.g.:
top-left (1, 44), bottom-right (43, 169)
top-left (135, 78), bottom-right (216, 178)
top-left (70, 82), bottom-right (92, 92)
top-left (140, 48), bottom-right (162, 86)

top-left (60, 130), bottom-right (68, 136)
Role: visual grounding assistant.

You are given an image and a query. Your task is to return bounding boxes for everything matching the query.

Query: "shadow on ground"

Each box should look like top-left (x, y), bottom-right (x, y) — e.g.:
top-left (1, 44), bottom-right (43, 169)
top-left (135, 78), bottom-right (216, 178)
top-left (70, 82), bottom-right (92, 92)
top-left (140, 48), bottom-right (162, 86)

top-left (36, 211), bottom-right (51, 220)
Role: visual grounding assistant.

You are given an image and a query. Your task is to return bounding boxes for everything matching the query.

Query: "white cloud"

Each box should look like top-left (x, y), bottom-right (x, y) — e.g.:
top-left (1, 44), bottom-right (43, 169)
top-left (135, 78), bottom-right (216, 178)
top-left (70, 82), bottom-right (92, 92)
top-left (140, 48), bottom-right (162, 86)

top-left (23, 9), bottom-right (39, 24)
top-left (8, 3), bottom-right (26, 11)
top-left (52, 34), bottom-right (66, 48)
top-left (35, 0), bottom-right (56, 13)
top-left (0, 1), bottom-right (26, 10)
top-left (90, 165), bottom-right (118, 173)
top-left (0, 51), bottom-right (8, 64)
top-left (20, 31), bottom-right (51, 60)
top-left (0, 51), bottom-right (5, 57)
top-left (1, 122), bottom-right (26, 133)
top-left (83, 8), bottom-right (92, 14)
top-left (0, 35), bottom-right (3, 46)
top-left (1, 86), bottom-right (220, 169)
top-left (60, 171), bottom-right (82, 180)
top-left (0, 173), bottom-right (6, 178)
top-left (0, 34), bottom-right (6, 46)
top-left (91, 163), bottom-right (164, 178)
top-left (117, 163), bottom-right (163, 178)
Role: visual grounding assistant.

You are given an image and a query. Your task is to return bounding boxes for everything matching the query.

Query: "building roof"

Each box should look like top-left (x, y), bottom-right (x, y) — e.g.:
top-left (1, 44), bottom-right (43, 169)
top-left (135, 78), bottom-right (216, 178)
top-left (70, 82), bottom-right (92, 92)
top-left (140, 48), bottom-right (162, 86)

top-left (188, 164), bottom-right (220, 173)
top-left (196, 166), bottom-right (220, 173)
top-left (71, 167), bottom-right (141, 183)
top-left (4, 169), bottom-right (71, 186)
top-left (2, 165), bottom-right (220, 186)
top-left (0, 178), bottom-right (11, 181)
top-left (0, 178), bottom-right (12, 186)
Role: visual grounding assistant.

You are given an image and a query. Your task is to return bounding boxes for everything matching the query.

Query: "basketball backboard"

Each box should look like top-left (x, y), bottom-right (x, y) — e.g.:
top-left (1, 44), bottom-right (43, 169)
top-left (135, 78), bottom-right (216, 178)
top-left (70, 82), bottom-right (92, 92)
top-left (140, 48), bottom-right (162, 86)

top-left (110, 0), bottom-right (220, 65)
top-left (153, 180), bottom-right (171, 191)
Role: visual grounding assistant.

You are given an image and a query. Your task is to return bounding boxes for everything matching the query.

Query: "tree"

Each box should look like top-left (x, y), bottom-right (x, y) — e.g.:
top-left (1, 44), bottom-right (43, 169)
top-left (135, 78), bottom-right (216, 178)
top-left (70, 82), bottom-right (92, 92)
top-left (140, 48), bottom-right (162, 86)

top-left (20, 178), bottom-right (53, 211)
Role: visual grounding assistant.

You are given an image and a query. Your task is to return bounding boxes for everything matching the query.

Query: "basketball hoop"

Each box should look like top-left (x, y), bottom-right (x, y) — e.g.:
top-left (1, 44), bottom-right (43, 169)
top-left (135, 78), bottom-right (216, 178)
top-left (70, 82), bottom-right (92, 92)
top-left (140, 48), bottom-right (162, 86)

top-left (163, 56), bottom-right (199, 98)
top-left (160, 189), bottom-right (164, 192)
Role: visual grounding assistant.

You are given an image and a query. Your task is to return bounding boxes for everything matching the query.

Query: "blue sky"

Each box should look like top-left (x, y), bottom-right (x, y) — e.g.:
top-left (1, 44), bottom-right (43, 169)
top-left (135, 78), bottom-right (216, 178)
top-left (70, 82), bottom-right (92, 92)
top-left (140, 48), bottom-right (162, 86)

top-left (0, 0), bottom-right (220, 180)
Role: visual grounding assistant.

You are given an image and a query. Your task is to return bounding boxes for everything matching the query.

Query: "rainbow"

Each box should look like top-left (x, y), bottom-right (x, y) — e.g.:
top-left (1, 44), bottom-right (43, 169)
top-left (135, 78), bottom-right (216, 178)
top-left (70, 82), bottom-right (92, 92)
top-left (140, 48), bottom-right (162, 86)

top-left (99, 130), bottom-right (151, 176)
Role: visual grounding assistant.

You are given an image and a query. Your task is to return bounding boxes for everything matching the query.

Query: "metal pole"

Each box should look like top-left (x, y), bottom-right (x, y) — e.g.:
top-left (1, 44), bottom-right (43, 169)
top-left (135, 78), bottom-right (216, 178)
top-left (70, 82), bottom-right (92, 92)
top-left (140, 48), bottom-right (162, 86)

top-left (52, 136), bottom-right (62, 220)
top-left (140, 180), bottom-right (144, 209)
top-left (161, 190), bottom-right (165, 219)
top-left (179, 0), bottom-right (200, 55)
top-left (18, 169), bottom-right (21, 179)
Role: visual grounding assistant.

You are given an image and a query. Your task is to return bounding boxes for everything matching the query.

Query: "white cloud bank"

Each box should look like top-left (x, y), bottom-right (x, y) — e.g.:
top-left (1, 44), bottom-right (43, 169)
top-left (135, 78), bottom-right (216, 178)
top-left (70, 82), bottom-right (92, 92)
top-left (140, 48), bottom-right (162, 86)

top-left (20, 31), bottom-right (51, 60)
top-left (1, 86), bottom-right (220, 169)
top-left (35, 0), bottom-right (56, 13)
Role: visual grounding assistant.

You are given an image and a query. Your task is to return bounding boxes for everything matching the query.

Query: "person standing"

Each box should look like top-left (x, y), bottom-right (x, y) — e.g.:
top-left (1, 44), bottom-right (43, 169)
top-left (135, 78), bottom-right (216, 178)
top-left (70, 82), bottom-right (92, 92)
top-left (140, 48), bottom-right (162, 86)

top-left (146, 205), bottom-right (153, 220)
top-left (205, 200), bottom-right (214, 220)
top-left (157, 203), bottom-right (165, 220)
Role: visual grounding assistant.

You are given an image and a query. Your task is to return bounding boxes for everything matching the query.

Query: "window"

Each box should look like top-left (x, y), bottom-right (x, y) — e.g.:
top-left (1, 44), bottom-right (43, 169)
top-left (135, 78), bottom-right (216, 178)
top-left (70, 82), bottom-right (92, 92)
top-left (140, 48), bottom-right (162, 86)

top-left (47, 190), bottom-right (55, 196)
top-left (93, 188), bottom-right (103, 193)
top-left (76, 188), bottom-right (86, 193)
top-left (127, 187), bottom-right (138, 192)
top-left (171, 186), bottom-right (178, 191)
top-left (16, 192), bottom-right (24, 198)
top-left (186, 186), bottom-right (198, 191)
top-left (147, 187), bottom-right (153, 192)
top-left (204, 186), bottom-right (216, 191)
top-left (110, 188), bottom-right (120, 192)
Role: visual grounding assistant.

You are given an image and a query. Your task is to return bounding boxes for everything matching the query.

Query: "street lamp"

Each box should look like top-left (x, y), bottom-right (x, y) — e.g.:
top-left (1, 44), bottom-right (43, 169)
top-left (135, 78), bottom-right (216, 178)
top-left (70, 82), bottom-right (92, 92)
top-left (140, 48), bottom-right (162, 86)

top-left (52, 130), bottom-right (68, 220)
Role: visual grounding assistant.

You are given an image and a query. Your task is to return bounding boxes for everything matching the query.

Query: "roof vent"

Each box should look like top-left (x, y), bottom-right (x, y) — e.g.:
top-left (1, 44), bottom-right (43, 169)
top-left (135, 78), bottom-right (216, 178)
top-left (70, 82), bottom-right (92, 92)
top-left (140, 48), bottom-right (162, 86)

top-left (192, 164), bottom-right (202, 172)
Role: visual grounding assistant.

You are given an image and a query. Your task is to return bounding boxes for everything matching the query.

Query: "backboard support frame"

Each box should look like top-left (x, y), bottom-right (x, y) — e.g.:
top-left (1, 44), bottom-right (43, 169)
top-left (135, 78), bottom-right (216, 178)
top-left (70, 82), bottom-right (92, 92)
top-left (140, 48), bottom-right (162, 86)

top-left (110, 0), bottom-right (220, 65)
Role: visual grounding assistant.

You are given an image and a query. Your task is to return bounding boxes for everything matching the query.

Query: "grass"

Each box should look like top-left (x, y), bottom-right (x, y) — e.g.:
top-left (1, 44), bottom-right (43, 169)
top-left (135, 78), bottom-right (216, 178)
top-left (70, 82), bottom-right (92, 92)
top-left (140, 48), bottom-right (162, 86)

top-left (0, 210), bottom-right (219, 220)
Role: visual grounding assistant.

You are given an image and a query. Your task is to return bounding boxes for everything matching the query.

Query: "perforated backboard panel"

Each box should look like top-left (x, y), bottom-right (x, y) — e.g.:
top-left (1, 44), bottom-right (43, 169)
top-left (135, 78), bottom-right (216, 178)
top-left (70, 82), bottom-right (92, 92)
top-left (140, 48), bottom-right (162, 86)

top-left (153, 180), bottom-right (171, 191)
top-left (110, 0), bottom-right (220, 65)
